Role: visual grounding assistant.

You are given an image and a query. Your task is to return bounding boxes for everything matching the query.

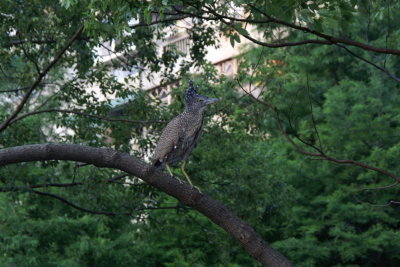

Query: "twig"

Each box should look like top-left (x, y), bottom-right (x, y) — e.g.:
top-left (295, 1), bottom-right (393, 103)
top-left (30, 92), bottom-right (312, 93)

top-left (283, 85), bottom-right (323, 153)
top-left (32, 190), bottom-right (130, 215)
top-left (176, 3), bottom-right (400, 81)
top-left (0, 82), bottom-right (59, 94)
top-left (0, 24), bottom-right (84, 133)
top-left (199, 4), bottom-right (400, 83)
top-left (130, 14), bottom-right (190, 29)
top-left (306, 73), bottom-right (323, 151)
top-left (334, 43), bottom-right (400, 82)
top-left (247, 4), bottom-right (400, 55)
top-left (5, 36), bottom-right (90, 47)
top-left (98, 42), bottom-right (130, 67)
top-left (0, 174), bottom-right (129, 190)
top-left (352, 193), bottom-right (400, 207)
top-left (0, 184), bottom-right (182, 215)
top-left (237, 80), bottom-right (400, 183)
top-left (9, 108), bottom-right (164, 126)
top-left (18, 33), bottom-right (42, 75)
top-left (359, 182), bottom-right (399, 191)
top-left (0, 86), bottom-right (31, 93)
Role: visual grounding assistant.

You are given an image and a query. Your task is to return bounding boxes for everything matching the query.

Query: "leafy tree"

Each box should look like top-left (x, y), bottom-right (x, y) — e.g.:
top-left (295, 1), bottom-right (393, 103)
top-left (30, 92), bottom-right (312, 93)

top-left (1, 0), bottom-right (400, 266)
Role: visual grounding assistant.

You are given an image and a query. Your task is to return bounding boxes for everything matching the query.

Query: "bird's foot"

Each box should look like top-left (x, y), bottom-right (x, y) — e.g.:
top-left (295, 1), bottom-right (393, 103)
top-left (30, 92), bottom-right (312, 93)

top-left (173, 177), bottom-right (184, 184)
top-left (191, 185), bottom-right (202, 193)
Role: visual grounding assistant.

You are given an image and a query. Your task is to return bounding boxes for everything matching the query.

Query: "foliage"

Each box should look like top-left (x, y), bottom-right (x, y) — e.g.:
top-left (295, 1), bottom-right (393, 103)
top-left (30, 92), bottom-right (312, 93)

top-left (1, 0), bottom-right (400, 266)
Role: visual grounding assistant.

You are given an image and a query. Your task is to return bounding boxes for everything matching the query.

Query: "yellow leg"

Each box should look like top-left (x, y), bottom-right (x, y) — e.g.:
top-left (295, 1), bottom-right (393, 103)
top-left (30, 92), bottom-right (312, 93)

top-left (181, 162), bottom-right (194, 187)
top-left (166, 163), bottom-right (174, 176)
top-left (166, 163), bottom-right (184, 184)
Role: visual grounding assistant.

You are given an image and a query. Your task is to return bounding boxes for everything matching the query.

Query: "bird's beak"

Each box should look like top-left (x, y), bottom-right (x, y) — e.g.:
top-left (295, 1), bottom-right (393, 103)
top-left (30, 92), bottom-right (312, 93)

top-left (205, 98), bottom-right (220, 105)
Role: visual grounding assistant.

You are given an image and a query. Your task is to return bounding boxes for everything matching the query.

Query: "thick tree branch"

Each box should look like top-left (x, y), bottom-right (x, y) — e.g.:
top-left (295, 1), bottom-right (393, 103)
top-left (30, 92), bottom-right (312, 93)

top-left (0, 143), bottom-right (293, 267)
top-left (0, 24), bottom-right (84, 133)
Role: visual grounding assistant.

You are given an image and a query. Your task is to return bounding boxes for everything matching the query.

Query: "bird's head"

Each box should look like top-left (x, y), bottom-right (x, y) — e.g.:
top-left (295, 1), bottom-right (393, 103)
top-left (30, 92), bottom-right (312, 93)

top-left (184, 80), bottom-right (219, 112)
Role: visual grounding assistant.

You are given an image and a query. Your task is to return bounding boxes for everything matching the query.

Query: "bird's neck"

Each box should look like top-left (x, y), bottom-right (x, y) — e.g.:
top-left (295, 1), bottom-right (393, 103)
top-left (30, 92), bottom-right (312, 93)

top-left (184, 107), bottom-right (205, 115)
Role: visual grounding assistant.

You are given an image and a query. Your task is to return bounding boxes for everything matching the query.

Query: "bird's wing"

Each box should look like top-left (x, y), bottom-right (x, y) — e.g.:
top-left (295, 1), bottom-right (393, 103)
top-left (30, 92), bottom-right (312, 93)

top-left (191, 118), bottom-right (203, 149)
top-left (152, 116), bottom-right (184, 164)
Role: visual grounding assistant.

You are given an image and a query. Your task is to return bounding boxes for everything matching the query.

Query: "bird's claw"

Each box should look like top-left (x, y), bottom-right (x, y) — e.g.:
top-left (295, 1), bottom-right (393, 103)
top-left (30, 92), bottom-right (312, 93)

top-left (192, 185), bottom-right (202, 193)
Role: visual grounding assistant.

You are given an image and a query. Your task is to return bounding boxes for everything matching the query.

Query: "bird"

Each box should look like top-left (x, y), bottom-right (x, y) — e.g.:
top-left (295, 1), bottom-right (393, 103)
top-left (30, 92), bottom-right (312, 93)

top-left (152, 80), bottom-right (219, 187)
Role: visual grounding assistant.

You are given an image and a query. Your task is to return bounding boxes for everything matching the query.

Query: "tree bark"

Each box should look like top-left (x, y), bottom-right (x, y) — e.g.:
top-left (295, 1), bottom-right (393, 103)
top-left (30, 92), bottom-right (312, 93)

top-left (0, 143), bottom-right (293, 267)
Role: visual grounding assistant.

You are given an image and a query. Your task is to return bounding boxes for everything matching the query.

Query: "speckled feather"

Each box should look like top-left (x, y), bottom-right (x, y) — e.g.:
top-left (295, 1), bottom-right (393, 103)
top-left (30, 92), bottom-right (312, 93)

top-left (152, 81), bottom-right (218, 170)
top-left (152, 111), bottom-right (204, 169)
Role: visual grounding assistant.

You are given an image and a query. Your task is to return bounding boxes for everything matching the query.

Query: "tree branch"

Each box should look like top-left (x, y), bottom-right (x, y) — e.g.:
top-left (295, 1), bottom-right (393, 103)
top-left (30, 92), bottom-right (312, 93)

top-left (0, 185), bottom-right (184, 214)
top-left (0, 173), bottom-right (130, 190)
top-left (0, 143), bottom-right (293, 267)
top-left (8, 108), bottom-right (165, 126)
top-left (238, 80), bottom-right (400, 183)
top-left (174, 4), bottom-right (400, 55)
top-left (246, 4), bottom-right (400, 55)
top-left (4, 36), bottom-right (91, 47)
top-left (334, 43), bottom-right (400, 82)
top-left (0, 185), bottom-right (128, 215)
top-left (193, 5), bottom-right (400, 82)
top-left (0, 24), bottom-right (84, 133)
top-left (130, 14), bottom-right (190, 29)
top-left (32, 190), bottom-right (129, 216)
top-left (238, 31), bottom-right (331, 48)
top-left (0, 86), bottom-right (31, 93)
top-left (359, 181), bottom-right (399, 191)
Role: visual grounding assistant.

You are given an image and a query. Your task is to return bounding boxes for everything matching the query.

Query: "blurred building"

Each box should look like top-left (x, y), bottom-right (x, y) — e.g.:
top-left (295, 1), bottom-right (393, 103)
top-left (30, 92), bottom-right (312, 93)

top-left (95, 16), bottom-right (251, 105)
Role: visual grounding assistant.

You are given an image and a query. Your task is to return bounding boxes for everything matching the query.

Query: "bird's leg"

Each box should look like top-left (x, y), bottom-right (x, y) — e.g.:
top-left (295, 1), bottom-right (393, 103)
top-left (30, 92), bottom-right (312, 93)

top-left (166, 163), bottom-right (184, 184)
top-left (181, 162), bottom-right (194, 188)
top-left (166, 163), bottom-right (174, 177)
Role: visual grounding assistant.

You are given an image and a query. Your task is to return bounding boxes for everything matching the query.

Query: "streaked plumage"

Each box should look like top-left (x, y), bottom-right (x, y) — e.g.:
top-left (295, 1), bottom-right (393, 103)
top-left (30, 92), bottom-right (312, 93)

top-left (152, 81), bottom-right (219, 173)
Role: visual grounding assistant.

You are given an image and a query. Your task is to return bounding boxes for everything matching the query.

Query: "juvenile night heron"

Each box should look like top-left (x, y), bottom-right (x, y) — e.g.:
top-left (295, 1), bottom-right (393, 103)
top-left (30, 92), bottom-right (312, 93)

top-left (152, 80), bottom-right (219, 187)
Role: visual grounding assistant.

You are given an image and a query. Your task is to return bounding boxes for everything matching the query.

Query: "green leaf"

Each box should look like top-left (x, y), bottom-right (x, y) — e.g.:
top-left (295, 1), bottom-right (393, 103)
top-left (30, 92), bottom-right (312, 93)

top-left (229, 35), bottom-right (235, 47)
top-left (61, 0), bottom-right (70, 9)
top-left (233, 33), bottom-right (241, 43)
top-left (236, 25), bottom-right (249, 36)
top-left (144, 7), bottom-right (152, 24)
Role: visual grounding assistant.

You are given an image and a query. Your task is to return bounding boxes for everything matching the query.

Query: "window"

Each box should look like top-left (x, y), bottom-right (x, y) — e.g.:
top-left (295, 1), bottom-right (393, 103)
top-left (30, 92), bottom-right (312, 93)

top-left (163, 38), bottom-right (190, 55)
top-left (215, 58), bottom-right (236, 77)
